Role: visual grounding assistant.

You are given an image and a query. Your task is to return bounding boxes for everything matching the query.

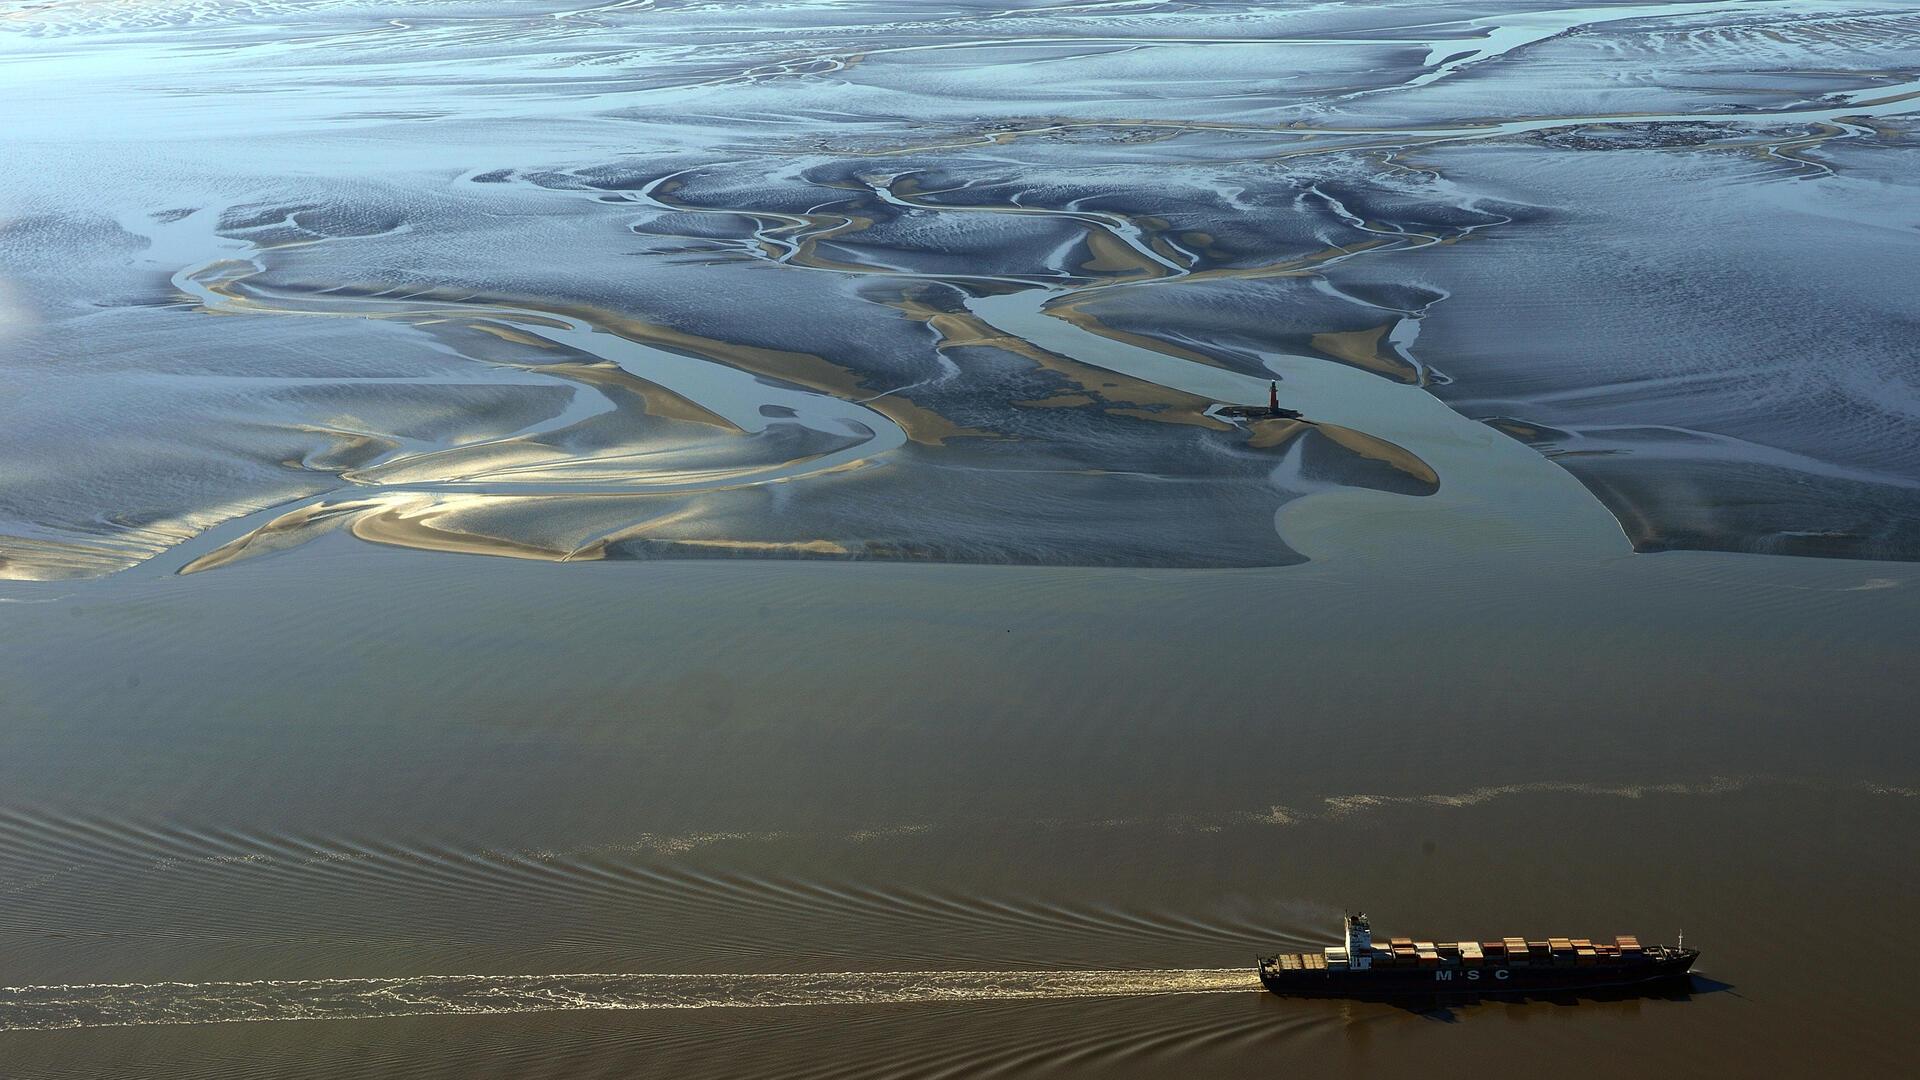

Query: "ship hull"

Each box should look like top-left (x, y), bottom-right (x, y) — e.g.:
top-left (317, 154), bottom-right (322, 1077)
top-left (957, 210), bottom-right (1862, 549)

top-left (1260, 950), bottom-right (1698, 999)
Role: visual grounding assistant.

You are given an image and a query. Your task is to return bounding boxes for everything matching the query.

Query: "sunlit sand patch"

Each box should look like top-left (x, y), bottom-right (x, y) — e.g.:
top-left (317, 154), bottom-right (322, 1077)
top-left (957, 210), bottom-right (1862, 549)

top-left (0, 534), bottom-right (151, 581)
top-left (1312, 424), bottom-right (1440, 491)
top-left (886, 291), bottom-right (1229, 429)
top-left (490, 295), bottom-right (985, 447)
top-left (181, 265), bottom-right (959, 498)
top-left (190, 479), bottom-right (1303, 571)
top-left (346, 494), bottom-right (606, 564)
top-left (291, 428), bottom-right (396, 474)
top-left (184, 492), bottom-right (688, 574)
top-left (1079, 227), bottom-right (1168, 280)
top-left (767, 210), bottom-right (883, 274)
top-left (4, 492), bottom-right (314, 581)
top-left (1136, 215), bottom-right (1190, 267)
top-left (1045, 241), bottom-right (1407, 380)
top-left (466, 322), bottom-right (559, 349)
top-left (330, 404), bottom-right (829, 488)
top-left (1244, 418), bottom-right (1312, 450)
top-left (1484, 418), bottom-right (1558, 442)
top-left (186, 483), bottom-right (895, 572)
top-left (196, 262), bottom-right (951, 446)
top-left (1046, 303), bottom-right (1230, 373)
top-left (971, 289), bottom-right (1445, 504)
top-left (1174, 229), bottom-right (1236, 264)
top-left (21, 0), bottom-right (1906, 579)
top-left (593, 160), bottom-right (1445, 493)
top-left (150, 277), bottom-right (1324, 573)
top-left (528, 360), bottom-right (740, 432)
top-left (631, 167), bottom-right (1446, 510)
top-left (1308, 324), bottom-right (1420, 384)
top-left (178, 498), bottom-right (378, 575)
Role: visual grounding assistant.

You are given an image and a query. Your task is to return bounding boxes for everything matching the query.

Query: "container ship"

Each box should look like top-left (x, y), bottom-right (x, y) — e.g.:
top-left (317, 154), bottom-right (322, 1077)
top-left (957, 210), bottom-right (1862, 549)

top-left (1259, 913), bottom-right (1698, 998)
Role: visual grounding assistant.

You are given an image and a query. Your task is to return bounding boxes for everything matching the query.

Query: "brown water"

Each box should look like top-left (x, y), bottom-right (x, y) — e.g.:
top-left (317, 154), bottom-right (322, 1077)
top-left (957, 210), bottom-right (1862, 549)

top-left (3, 545), bottom-right (1917, 1075)
top-left (4, 0), bottom-right (1920, 1075)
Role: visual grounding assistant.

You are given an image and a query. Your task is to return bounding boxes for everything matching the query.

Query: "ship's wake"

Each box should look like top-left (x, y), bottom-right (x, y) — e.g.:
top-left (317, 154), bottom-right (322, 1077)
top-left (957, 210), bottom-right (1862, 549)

top-left (0, 969), bottom-right (1256, 1032)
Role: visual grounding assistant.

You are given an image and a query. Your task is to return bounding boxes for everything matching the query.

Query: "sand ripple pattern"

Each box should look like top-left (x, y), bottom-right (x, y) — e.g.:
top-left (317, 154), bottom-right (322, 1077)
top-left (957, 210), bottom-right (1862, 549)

top-left (0, 969), bottom-right (1254, 1032)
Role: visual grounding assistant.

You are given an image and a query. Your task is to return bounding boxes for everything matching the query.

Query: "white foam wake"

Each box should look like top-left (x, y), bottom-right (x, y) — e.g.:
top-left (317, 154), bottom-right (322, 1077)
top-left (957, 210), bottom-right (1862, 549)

top-left (0, 969), bottom-right (1256, 1031)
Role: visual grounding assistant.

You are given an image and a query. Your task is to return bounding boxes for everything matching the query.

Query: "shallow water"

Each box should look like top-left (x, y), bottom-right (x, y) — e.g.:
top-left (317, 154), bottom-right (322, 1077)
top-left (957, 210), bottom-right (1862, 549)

top-left (2, 1), bottom-right (1918, 1076)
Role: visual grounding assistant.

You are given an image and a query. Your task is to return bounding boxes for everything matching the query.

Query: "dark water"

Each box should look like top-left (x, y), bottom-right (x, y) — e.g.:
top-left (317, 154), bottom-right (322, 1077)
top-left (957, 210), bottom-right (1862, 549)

top-left (3, 550), bottom-right (1917, 1075)
top-left (3, 0), bottom-right (1919, 1076)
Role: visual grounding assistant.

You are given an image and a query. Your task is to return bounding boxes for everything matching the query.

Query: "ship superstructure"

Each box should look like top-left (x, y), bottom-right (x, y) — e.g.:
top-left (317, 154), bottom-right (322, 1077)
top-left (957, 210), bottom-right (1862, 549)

top-left (1259, 913), bottom-right (1698, 997)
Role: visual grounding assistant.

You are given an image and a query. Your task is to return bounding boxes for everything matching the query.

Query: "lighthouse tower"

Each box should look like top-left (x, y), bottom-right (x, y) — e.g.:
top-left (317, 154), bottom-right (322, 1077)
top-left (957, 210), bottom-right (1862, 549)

top-left (1344, 913), bottom-right (1374, 970)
